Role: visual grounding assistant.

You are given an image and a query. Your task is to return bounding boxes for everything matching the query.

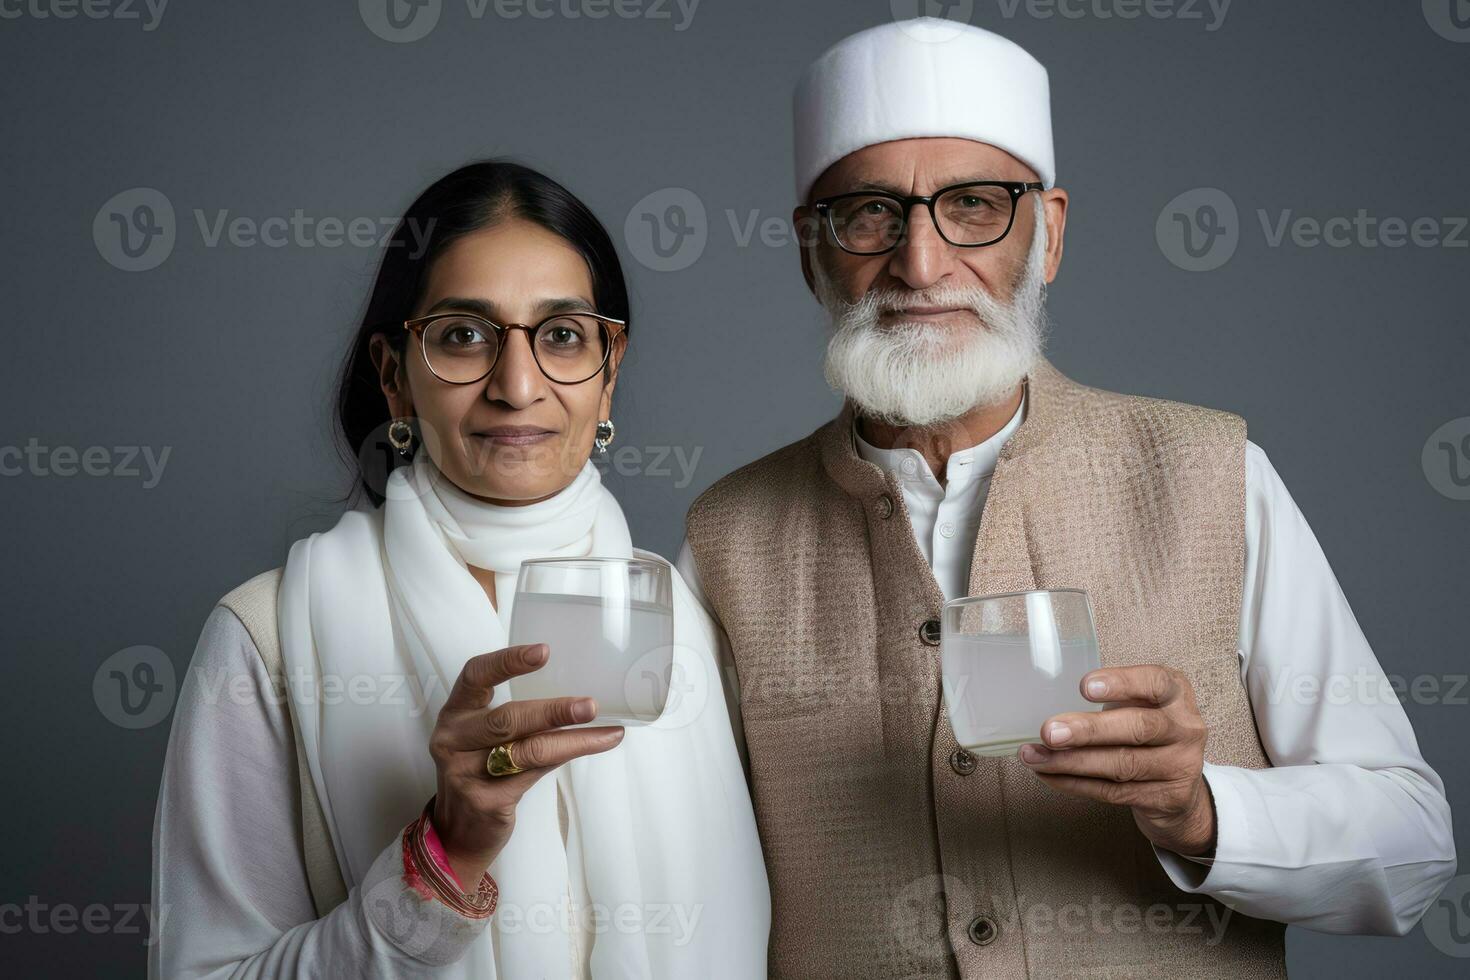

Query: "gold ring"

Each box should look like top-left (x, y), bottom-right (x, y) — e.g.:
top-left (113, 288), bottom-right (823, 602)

top-left (485, 742), bottom-right (525, 778)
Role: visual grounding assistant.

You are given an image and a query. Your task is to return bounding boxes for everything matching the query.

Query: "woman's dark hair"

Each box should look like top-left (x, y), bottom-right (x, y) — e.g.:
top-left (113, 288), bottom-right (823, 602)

top-left (334, 160), bottom-right (630, 507)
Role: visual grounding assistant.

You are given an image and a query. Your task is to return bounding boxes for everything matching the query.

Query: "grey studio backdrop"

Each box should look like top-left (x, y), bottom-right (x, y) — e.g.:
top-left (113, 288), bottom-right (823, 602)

top-left (2, 1), bottom-right (1467, 976)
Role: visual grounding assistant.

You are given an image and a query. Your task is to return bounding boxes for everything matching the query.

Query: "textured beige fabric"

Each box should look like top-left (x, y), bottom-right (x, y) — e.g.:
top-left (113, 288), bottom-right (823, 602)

top-left (686, 359), bottom-right (1287, 979)
top-left (218, 567), bottom-right (351, 919)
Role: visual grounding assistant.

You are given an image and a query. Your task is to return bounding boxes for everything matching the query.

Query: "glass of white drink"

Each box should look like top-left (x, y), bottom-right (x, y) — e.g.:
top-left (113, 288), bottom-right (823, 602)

top-left (941, 589), bottom-right (1101, 757)
top-left (508, 557), bottom-right (675, 726)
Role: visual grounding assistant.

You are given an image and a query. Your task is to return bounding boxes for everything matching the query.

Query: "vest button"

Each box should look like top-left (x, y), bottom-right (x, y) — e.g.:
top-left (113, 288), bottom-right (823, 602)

top-left (876, 494), bottom-right (894, 519)
top-left (919, 619), bottom-right (942, 646)
top-left (967, 913), bottom-right (999, 946)
top-left (949, 748), bottom-right (977, 775)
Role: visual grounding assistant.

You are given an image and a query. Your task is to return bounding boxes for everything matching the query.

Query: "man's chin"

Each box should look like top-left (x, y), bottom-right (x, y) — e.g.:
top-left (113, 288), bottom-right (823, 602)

top-left (837, 361), bottom-right (1032, 430)
top-left (841, 391), bottom-right (974, 430)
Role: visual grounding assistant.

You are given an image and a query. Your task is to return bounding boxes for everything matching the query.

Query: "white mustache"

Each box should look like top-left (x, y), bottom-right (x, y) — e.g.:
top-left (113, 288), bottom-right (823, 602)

top-left (868, 285), bottom-right (1008, 327)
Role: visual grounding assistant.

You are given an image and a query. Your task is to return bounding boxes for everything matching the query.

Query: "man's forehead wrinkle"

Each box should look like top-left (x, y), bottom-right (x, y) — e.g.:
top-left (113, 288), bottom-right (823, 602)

top-left (838, 152), bottom-right (1030, 196)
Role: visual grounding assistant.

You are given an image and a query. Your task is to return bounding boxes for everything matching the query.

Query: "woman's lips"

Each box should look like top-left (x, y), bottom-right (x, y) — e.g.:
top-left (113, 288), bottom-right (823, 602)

top-left (472, 427), bottom-right (556, 447)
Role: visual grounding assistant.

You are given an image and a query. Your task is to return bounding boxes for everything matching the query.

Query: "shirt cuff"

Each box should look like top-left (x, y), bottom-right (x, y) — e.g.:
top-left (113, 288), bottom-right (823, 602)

top-left (403, 799), bottom-right (498, 919)
top-left (357, 820), bottom-right (496, 966)
top-left (422, 815), bottom-right (465, 891)
top-left (1152, 762), bottom-right (1262, 898)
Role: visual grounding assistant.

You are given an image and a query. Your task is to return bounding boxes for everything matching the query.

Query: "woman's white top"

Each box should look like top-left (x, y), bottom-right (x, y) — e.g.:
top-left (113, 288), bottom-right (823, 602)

top-left (150, 455), bottom-right (770, 978)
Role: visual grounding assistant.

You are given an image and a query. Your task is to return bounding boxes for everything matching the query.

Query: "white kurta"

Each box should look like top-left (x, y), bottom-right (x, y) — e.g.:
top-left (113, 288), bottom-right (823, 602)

top-left (150, 546), bottom-right (769, 978)
top-left (675, 403), bottom-right (1456, 936)
top-left (149, 603), bottom-right (473, 978)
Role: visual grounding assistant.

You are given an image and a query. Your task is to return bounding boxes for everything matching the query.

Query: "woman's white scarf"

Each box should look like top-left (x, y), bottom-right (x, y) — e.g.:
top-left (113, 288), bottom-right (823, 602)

top-left (277, 452), bottom-right (769, 978)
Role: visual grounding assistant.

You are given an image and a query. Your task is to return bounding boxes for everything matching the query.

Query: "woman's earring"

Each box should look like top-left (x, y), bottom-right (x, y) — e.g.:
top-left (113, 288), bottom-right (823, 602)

top-left (594, 419), bottom-right (616, 455)
top-left (387, 418), bottom-right (415, 458)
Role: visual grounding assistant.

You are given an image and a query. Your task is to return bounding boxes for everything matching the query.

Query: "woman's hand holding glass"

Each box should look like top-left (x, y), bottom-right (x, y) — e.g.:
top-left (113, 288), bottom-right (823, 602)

top-left (428, 643), bottom-right (624, 888)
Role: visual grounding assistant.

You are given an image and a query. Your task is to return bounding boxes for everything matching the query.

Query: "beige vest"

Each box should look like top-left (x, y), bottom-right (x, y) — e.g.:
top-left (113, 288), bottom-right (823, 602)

top-left (219, 568), bottom-right (350, 918)
top-left (685, 360), bottom-right (1287, 979)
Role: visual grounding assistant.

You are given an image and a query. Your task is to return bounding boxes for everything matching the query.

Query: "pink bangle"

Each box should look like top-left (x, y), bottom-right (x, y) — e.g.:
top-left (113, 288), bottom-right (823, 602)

top-left (422, 817), bottom-right (463, 890)
top-left (401, 798), bottom-right (498, 919)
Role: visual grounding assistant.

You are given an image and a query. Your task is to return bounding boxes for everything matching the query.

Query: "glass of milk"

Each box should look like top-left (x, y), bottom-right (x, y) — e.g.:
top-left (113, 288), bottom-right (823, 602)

top-left (508, 557), bottom-right (675, 726)
top-left (940, 589), bottom-right (1101, 757)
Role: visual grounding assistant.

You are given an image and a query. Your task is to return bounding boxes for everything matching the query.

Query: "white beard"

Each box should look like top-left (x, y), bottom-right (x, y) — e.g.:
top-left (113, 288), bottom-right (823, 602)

top-left (816, 196), bottom-right (1051, 429)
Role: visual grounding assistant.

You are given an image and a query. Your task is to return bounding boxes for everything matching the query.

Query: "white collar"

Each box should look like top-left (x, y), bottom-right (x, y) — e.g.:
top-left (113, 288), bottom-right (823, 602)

top-left (853, 394), bottom-right (1027, 492)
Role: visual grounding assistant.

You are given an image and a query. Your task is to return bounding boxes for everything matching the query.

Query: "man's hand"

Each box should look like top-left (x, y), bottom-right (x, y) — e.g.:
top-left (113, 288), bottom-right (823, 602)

top-left (1018, 664), bottom-right (1217, 857)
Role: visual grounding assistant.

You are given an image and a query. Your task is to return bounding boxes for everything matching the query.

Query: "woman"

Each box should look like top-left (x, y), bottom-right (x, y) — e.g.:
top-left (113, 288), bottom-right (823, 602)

top-left (149, 161), bottom-right (770, 978)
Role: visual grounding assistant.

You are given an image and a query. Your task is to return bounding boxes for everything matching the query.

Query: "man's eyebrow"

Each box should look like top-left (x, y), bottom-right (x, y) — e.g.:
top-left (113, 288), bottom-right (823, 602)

top-left (841, 177), bottom-right (910, 195)
top-left (423, 295), bottom-right (596, 320)
top-left (839, 175), bottom-right (1009, 196)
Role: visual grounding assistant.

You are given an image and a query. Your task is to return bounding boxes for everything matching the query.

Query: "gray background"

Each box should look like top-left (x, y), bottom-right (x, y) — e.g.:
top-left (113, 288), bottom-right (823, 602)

top-left (3, 0), bottom-right (1467, 975)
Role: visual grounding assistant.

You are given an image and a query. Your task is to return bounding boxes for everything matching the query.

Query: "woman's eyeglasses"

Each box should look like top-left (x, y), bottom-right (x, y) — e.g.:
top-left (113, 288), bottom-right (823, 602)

top-left (398, 311), bottom-right (626, 386)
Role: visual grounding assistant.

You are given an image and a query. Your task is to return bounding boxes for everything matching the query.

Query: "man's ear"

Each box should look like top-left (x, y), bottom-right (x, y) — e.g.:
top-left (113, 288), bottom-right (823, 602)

top-left (794, 205), bottom-right (817, 295)
top-left (1040, 187), bottom-right (1069, 284)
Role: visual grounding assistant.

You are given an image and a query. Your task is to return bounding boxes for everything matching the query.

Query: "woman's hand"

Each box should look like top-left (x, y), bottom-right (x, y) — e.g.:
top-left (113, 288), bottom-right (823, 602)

top-left (428, 643), bottom-right (624, 887)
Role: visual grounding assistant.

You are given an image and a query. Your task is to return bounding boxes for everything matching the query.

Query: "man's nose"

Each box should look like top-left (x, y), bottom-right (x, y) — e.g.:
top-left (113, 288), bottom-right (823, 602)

top-left (884, 204), bottom-right (954, 291)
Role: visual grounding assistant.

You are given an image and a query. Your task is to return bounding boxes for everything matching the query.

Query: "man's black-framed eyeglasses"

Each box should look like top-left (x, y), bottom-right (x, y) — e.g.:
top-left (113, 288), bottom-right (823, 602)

top-left (811, 180), bottom-right (1044, 255)
top-left (396, 310), bottom-right (626, 386)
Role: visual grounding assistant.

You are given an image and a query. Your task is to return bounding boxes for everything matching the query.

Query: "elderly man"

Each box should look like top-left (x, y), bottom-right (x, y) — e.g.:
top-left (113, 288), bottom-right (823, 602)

top-left (675, 17), bottom-right (1455, 979)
